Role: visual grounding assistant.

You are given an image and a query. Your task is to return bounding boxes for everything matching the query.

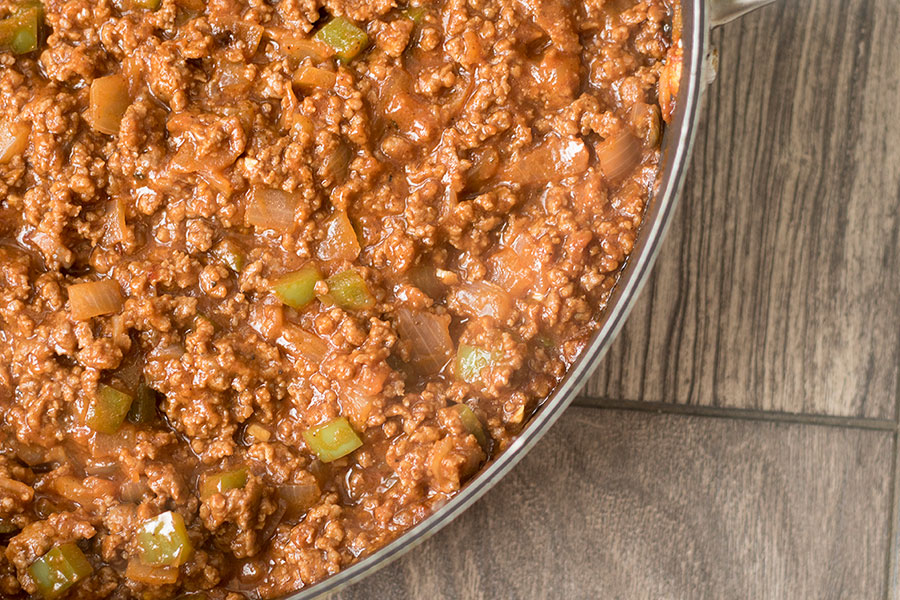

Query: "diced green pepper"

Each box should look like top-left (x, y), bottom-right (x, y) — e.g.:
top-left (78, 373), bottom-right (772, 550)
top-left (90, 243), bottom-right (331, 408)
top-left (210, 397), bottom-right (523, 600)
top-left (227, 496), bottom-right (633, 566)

top-left (213, 239), bottom-right (244, 273)
top-left (86, 384), bottom-right (133, 434)
top-left (451, 403), bottom-right (488, 447)
top-left (402, 6), bottom-right (427, 23)
top-left (29, 542), bottom-right (93, 599)
top-left (199, 467), bottom-right (248, 500)
top-left (0, 4), bottom-right (42, 55)
top-left (137, 511), bottom-right (193, 567)
top-left (323, 270), bottom-right (375, 310)
top-left (302, 417), bottom-right (362, 463)
top-left (314, 17), bottom-right (369, 62)
top-left (455, 344), bottom-right (496, 384)
top-left (273, 265), bottom-right (323, 309)
top-left (127, 384), bottom-right (157, 424)
top-left (131, 0), bottom-right (160, 10)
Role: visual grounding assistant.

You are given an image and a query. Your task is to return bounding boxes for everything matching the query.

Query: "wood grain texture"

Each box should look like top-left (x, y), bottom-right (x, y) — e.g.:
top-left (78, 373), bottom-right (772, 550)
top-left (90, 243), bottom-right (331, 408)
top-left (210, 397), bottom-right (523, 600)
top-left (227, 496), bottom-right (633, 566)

top-left (337, 407), bottom-right (894, 600)
top-left (584, 0), bottom-right (900, 417)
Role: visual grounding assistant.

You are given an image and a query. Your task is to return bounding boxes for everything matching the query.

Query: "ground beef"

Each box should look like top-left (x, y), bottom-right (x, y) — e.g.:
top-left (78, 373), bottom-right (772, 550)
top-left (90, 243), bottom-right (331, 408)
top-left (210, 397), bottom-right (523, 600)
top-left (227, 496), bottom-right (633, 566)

top-left (0, 0), bottom-right (677, 596)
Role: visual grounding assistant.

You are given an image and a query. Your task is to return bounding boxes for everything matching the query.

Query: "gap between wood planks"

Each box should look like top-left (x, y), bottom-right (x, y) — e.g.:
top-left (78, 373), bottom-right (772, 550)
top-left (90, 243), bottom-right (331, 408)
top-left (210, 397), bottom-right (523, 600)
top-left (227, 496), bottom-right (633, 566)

top-left (572, 396), bottom-right (898, 432)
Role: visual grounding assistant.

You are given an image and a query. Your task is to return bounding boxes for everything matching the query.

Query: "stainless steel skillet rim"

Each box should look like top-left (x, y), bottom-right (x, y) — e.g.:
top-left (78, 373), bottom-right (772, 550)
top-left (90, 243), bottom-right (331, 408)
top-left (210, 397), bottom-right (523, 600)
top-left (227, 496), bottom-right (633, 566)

top-left (282, 2), bottom-right (709, 598)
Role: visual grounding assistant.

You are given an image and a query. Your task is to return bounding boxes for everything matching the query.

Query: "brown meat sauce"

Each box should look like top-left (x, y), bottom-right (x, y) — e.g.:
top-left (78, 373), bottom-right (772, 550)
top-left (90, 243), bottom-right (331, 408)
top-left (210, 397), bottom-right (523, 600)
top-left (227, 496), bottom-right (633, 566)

top-left (0, 0), bottom-right (678, 596)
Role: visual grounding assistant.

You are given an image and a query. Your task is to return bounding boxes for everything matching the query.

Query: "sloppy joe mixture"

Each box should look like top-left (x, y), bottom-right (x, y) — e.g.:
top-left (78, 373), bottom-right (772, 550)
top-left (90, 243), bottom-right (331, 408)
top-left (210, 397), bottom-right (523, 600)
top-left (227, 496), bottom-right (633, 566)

top-left (0, 0), bottom-right (678, 596)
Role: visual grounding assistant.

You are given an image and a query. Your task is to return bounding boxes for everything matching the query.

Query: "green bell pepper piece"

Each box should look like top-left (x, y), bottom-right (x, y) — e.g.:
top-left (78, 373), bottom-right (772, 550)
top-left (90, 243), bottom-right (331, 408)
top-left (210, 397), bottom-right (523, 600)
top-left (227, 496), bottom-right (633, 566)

top-left (323, 270), bottom-right (375, 310)
top-left (402, 6), bottom-right (427, 23)
top-left (302, 417), bottom-right (362, 463)
top-left (273, 265), bottom-right (323, 309)
top-left (0, 4), bottom-right (42, 55)
top-left (86, 384), bottom-right (133, 434)
top-left (213, 238), bottom-right (244, 273)
top-left (455, 344), bottom-right (496, 384)
top-left (451, 403), bottom-right (488, 447)
top-left (137, 511), bottom-right (193, 567)
top-left (314, 17), bottom-right (369, 62)
top-left (126, 384), bottom-right (157, 424)
top-left (199, 467), bottom-right (248, 500)
top-left (29, 543), bottom-right (93, 599)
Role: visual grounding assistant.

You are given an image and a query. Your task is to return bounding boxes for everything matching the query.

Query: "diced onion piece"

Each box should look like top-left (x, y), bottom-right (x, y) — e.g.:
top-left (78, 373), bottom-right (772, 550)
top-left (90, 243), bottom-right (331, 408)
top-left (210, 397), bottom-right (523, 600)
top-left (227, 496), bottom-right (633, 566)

top-left (293, 65), bottom-right (337, 90)
top-left (126, 384), bottom-right (158, 424)
top-left (16, 444), bottom-right (51, 467)
top-left (65, 476), bottom-right (116, 512)
top-left (246, 186), bottom-right (299, 233)
top-left (67, 279), bottom-right (123, 320)
top-left (125, 559), bottom-right (178, 584)
top-left (29, 543), bottom-right (93, 600)
top-left (89, 74), bottom-right (131, 135)
top-left (488, 247), bottom-right (534, 297)
top-left (245, 423), bottom-right (271, 443)
top-left (0, 475), bottom-right (32, 501)
top-left (272, 265), bottom-right (323, 310)
top-left (659, 44), bottom-right (682, 123)
top-left (120, 480), bottom-right (149, 503)
top-left (451, 403), bottom-right (488, 447)
top-left (320, 142), bottom-right (352, 185)
top-left (212, 238), bottom-right (244, 272)
top-left (291, 113), bottom-right (314, 136)
top-left (52, 476), bottom-right (92, 506)
top-left (82, 461), bottom-right (118, 478)
top-left (339, 382), bottom-right (375, 429)
top-left (277, 32), bottom-right (331, 61)
top-left (215, 60), bottom-right (253, 96)
top-left (153, 343), bottom-right (185, 362)
top-left (453, 280), bottom-right (512, 321)
top-left (395, 307), bottom-right (453, 372)
top-left (630, 101), bottom-right (661, 148)
top-left (277, 323), bottom-right (329, 365)
top-left (302, 417), bottom-right (362, 463)
top-left (137, 511), bottom-right (193, 567)
top-left (408, 265), bottom-right (446, 300)
top-left (339, 365), bottom-right (387, 429)
top-left (323, 270), bottom-right (374, 310)
top-left (228, 21), bottom-right (263, 55)
top-left (317, 211), bottom-right (360, 262)
top-left (0, 5), bottom-right (42, 55)
top-left (504, 136), bottom-right (589, 185)
top-left (314, 17), bottom-right (369, 62)
top-left (199, 467), bottom-right (248, 500)
top-left (597, 130), bottom-right (642, 183)
top-left (86, 384), bottom-right (133, 434)
top-left (466, 146), bottom-right (499, 188)
top-left (0, 119), bottom-right (28, 163)
top-left (455, 344), bottom-right (496, 385)
top-left (106, 198), bottom-right (128, 244)
top-left (278, 483), bottom-right (320, 519)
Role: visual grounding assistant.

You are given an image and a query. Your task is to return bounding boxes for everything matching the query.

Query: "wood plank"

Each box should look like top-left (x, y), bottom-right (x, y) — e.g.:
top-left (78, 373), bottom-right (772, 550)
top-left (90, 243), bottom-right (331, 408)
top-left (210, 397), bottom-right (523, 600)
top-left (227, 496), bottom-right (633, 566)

top-left (584, 0), bottom-right (900, 417)
top-left (337, 407), bottom-right (894, 599)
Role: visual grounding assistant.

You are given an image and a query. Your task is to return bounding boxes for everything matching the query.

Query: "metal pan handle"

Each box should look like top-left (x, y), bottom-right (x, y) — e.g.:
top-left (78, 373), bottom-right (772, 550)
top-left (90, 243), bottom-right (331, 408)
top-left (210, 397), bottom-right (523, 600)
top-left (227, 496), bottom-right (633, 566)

top-left (708, 0), bottom-right (776, 25)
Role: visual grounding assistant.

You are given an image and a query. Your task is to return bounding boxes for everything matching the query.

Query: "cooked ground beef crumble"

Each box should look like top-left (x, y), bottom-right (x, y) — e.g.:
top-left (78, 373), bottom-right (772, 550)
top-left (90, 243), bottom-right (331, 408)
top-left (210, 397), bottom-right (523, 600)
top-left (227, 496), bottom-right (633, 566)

top-left (0, 0), bottom-right (679, 596)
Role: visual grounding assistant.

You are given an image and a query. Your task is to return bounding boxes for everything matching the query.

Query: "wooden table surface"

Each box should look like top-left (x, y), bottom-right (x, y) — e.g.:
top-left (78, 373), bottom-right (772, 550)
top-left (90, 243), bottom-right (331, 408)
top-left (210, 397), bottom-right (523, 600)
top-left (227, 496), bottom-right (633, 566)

top-left (338, 1), bottom-right (900, 598)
